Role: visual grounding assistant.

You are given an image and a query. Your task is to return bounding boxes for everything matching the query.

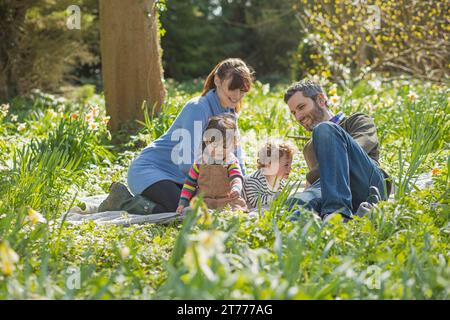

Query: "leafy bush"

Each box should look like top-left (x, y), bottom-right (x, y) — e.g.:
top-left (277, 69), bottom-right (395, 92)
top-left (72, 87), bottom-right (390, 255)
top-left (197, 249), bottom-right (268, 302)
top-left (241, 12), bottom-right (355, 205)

top-left (293, 0), bottom-right (449, 82)
top-left (0, 0), bottom-right (98, 100)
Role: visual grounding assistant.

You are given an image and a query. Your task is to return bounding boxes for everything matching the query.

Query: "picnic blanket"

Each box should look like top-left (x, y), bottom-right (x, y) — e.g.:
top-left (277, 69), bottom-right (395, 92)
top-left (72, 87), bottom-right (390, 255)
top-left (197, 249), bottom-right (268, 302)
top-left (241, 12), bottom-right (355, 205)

top-left (61, 194), bottom-right (185, 226)
top-left (60, 173), bottom-right (432, 227)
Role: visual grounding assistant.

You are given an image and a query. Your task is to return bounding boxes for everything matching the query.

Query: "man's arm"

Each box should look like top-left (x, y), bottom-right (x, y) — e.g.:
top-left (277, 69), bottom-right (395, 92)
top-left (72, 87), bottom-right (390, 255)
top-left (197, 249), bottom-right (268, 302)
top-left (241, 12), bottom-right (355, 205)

top-left (346, 113), bottom-right (379, 155)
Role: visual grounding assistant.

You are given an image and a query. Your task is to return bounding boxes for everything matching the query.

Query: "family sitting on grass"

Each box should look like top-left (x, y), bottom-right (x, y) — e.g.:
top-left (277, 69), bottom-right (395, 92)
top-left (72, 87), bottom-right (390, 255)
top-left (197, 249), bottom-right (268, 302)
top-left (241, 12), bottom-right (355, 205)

top-left (99, 57), bottom-right (391, 221)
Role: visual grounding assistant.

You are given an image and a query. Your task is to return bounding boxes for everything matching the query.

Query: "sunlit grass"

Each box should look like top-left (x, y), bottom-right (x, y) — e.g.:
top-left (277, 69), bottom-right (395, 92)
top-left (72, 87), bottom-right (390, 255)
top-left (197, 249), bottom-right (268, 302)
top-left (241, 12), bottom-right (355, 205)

top-left (0, 78), bottom-right (449, 299)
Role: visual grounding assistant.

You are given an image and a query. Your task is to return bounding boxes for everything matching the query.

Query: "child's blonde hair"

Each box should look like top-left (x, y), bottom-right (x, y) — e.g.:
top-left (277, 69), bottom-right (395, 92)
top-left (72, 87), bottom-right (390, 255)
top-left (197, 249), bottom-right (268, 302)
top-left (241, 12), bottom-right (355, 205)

top-left (257, 140), bottom-right (296, 170)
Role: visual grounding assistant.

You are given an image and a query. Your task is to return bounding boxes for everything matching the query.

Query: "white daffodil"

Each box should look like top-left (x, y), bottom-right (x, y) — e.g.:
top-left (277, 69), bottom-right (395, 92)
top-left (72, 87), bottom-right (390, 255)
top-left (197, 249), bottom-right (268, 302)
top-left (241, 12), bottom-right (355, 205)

top-left (0, 103), bottom-right (10, 117)
top-left (368, 79), bottom-right (382, 91)
top-left (183, 230), bottom-right (227, 281)
top-left (261, 83), bottom-right (270, 95)
top-left (89, 121), bottom-right (98, 131)
top-left (407, 91), bottom-right (419, 102)
top-left (17, 123), bottom-right (26, 133)
top-left (329, 95), bottom-right (340, 106)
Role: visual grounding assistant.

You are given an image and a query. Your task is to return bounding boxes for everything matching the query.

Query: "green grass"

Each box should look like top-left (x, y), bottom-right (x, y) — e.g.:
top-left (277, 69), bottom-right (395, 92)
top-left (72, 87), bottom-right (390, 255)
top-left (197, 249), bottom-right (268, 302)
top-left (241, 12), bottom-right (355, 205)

top-left (0, 78), bottom-right (449, 299)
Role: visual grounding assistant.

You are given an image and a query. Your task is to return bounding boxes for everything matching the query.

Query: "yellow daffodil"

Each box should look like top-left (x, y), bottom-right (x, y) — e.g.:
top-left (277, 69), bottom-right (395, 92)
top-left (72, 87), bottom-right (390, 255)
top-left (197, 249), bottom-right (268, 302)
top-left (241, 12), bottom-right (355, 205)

top-left (329, 85), bottom-right (338, 96)
top-left (431, 168), bottom-right (441, 176)
top-left (47, 109), bottom-right (57, 119)
top-left (102, 116), bottom-right (111, 125)
top-left (0, 241), bottom-right (19, 276)
top-left (27, 207), bottom-right (46, 224)
top-left (119, 246), bottom-right (130, 259)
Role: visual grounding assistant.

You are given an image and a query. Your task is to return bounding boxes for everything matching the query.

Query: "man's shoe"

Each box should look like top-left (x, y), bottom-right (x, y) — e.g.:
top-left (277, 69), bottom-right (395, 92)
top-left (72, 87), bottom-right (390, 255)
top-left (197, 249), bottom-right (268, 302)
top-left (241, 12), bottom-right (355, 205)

top-left (322, 212), bottom-right (353, 223)
top-left (98, 182), bottom-right (133, 212)
top-left (355, 201), bottom-right (375, 218)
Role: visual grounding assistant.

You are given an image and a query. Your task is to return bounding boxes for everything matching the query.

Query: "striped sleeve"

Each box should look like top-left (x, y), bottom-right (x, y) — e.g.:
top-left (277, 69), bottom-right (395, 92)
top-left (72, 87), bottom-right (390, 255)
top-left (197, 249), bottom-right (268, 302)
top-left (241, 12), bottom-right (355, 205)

top-left (243, 171), bottom-right (271, 208)
top-left (179, 163), bottom-right (200, 207)
top-left (227, 158), bottom-right (244, 194)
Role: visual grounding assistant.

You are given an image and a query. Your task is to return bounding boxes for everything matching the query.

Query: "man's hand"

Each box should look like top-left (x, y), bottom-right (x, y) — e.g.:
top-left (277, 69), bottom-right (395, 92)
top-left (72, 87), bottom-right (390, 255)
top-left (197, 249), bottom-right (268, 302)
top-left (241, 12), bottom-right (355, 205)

top-left (176, 205), bottom-right (185, 214)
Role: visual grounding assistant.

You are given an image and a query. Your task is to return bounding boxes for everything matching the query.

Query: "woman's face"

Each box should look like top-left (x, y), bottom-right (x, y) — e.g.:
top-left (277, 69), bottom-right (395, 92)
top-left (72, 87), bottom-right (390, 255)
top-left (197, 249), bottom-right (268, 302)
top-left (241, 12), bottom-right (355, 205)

top-left (215, 76), bottom-right (248, 109)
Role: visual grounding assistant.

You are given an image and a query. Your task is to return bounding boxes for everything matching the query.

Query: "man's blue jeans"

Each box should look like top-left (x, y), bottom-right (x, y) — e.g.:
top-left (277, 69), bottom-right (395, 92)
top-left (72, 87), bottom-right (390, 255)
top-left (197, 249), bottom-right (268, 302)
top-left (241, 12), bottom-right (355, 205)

top-left (286, 121), bottom-right (386, 218)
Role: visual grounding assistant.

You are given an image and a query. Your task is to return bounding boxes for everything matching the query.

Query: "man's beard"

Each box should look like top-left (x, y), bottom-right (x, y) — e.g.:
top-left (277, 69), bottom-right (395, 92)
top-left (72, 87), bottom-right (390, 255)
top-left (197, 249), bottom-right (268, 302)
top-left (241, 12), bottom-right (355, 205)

top-left (305, 101), bottom-right (326, 131)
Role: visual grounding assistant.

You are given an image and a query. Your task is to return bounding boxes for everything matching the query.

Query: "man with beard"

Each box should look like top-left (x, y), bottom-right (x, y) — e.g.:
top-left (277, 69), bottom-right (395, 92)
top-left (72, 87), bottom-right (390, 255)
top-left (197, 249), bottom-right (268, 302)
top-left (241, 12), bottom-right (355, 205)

top-left (284, 79), bottom-right (391, 221)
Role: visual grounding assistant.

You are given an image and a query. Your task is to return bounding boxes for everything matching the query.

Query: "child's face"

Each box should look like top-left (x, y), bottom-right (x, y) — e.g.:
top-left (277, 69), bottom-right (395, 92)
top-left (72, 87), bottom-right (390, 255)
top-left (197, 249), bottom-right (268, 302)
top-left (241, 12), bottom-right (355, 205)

top-left (204, 138), bottom-right (236, 162)
top-left (264, 155), bottom-right (293, 179)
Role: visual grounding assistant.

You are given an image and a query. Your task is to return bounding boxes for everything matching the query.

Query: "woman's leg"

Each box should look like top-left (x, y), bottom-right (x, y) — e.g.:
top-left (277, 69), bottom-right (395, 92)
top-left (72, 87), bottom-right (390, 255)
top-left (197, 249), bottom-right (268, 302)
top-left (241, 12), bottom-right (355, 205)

top-left (142, 180), bottom-right (183, 213)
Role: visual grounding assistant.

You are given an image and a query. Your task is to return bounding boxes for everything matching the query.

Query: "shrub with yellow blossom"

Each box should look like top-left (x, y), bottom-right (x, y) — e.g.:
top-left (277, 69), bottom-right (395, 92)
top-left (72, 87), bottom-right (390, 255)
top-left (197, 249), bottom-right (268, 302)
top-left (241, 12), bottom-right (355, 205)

top-left (293, 0), bottom-right (449, 81)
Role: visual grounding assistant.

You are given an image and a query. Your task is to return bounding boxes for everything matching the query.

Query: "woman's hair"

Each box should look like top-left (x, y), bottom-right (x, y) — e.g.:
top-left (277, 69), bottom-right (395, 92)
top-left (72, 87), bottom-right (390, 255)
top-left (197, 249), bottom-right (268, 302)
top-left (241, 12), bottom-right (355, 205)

top-left (202, 114), bottom-right (238, 152)
top-left (202, 58), bottom-right (255, 113)
top-left (257, 140), bottom-right (296, 170)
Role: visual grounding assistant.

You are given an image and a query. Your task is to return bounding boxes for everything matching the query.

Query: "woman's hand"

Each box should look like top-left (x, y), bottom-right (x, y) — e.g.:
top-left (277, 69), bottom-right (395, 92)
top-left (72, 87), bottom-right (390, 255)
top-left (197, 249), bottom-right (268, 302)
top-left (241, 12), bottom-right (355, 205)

top-left (176, 205), bottom-right (185, 214)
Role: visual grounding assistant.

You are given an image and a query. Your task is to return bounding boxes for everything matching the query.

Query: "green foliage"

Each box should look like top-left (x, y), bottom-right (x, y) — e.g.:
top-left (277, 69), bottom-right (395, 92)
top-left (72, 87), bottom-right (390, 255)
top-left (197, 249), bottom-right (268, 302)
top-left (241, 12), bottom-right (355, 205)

top-left (160, 0), bottom-right (301, 81)
top-left (0, 0), bottom-right (98, 100)
top-left (0, 79), bottom-right (449, 299)
top-left (293, 0), bottom-right (449, 82)
top-left (2, 0), bottom-right (447, 100)
top-left (395, 91), bottom-right (449, 199)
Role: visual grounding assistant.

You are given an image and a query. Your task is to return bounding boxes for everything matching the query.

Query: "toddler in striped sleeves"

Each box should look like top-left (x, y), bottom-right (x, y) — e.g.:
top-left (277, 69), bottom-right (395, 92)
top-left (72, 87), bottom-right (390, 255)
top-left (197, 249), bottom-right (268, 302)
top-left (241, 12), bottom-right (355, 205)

top-left (243, 140), bottom-right (296, 209)
top-left (176, 114), bottom-right (248, 213)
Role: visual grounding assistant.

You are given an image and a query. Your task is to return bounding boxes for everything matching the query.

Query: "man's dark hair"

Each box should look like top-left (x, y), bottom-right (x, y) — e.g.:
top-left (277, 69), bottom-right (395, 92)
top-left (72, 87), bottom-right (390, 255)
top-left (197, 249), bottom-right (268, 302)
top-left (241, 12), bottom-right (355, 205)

top-left (284, 79), bottom-right (327, 105)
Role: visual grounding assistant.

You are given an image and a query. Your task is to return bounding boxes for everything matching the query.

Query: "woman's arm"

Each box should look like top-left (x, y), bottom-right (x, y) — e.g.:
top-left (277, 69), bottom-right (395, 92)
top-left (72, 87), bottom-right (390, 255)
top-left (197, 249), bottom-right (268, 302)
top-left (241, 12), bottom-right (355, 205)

top-left (174, 102), bottom-right (209, 176)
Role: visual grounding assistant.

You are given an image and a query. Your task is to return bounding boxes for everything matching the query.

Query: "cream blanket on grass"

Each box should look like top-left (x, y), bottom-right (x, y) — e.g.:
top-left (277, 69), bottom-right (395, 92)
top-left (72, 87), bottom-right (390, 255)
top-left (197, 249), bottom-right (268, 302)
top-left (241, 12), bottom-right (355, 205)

top-left (61, 194), bottom-right (185, 226)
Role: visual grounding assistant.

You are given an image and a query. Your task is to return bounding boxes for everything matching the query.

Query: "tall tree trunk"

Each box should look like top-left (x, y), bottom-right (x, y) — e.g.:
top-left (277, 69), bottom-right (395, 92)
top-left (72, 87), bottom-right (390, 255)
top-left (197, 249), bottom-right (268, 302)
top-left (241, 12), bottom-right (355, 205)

top-left (99, 0), bottom-right (166, 132)
top-left (0, 63), bottom-right (8, 102)
top-left (0, 1), bottom-right (29, 101)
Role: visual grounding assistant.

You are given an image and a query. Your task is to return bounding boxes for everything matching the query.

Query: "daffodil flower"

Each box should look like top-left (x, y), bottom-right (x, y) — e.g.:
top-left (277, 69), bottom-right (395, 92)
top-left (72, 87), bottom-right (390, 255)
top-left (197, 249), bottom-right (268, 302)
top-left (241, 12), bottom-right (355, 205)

top-left (0, 241), bottom-right (19, 276)
top-left (27, 207), bottom-right (46, 224)
top-left (119, 246), bottom-right (130, 259)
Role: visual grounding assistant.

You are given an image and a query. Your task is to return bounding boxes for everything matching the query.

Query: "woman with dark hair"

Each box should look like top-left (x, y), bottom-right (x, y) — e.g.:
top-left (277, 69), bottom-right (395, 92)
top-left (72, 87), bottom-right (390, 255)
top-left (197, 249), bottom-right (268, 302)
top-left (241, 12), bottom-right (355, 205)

top-left (99, 58), bottom-right (254, 214)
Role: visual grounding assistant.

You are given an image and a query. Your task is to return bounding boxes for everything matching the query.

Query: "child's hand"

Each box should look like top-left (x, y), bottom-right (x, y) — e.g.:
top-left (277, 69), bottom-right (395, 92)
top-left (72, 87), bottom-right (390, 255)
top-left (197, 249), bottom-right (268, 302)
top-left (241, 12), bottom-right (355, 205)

top-left (176, 205), bottom-right (185, 214)
top-left (229, 190), bottom-right (240, 199)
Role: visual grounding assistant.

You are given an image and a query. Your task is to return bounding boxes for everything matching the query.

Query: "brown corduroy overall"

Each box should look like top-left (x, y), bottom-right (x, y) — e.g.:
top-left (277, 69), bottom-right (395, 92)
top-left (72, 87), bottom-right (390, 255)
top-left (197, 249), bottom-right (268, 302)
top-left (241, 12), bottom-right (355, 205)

top-left (193, 164), bottom-right (248, 212)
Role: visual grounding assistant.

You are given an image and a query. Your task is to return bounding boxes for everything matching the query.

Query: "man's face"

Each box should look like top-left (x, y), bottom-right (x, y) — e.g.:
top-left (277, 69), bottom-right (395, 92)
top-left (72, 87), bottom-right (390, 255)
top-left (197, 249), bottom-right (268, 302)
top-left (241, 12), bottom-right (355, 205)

top-left (287, 91), bottom-right (328, 131)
